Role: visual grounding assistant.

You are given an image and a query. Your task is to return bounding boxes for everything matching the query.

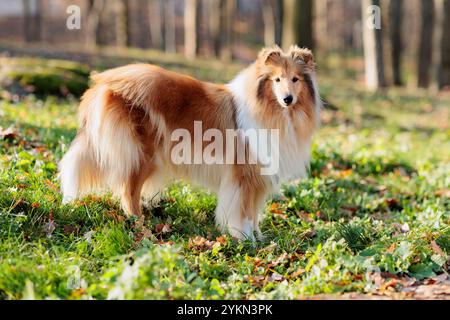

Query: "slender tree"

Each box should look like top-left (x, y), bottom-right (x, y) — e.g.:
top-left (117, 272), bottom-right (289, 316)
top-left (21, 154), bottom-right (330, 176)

top-left (282, 0), bottom-right (314, 50)
top-left (220, 0), bottom-right (235, 60)
top-left (439, 0), bottom-right (450, 89)
top-left (362, 0), bottom-right (386, 90)
top-left (115, 0), bottom-right (131, 47)
top-left (184, 0), bottom-right (199, 58)
top-left (209, 0), bottom-right (222, 57)
top-left (86, 0), bottom-right (105, 49)
top-left (417, 0), bottom-right (435, 88)
top-left (389, 0), bottom-right (403, 86)
top-left (262, 0), bottom-right (276, 46)
top-left (148, 0), bottom-right (163, 49)
top-left (274, 0), bottom-right (283, 45)
top-left (164, 0), bottom-right (176, 53)
top-left (22, 0), bottom-right (43, 42)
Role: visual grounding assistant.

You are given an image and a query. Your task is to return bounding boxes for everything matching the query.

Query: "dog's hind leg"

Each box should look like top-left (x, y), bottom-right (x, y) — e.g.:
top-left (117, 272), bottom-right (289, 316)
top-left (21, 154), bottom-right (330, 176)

top-left (120, 161), bottom-right (155, 218)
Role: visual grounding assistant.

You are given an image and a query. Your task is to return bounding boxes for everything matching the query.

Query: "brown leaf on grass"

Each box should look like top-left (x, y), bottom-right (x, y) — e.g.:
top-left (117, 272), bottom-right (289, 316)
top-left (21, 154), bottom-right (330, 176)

top-left (70, 288), bottom-right (86, 298)
top-left (155, 223), bottom-right (172, 234)
top-left (353, 274), bottom-right (364, 281)
top-left (105, 210), bottom-right (125, 222)
top-left (157, 240), bottom-right (175, 246)
top-left (44, 179), bottom-right (59, 191)
top-left (290, 268), bottom-right (305, 278)
top-left (386, 243), bottom-right (396, 253)
top-left (63, 225), bottom-right (79, 235)
top-left (302, 229), bottom-right (317, 239)
top-left (386, 198), bottom-right (402, 211)
top-left (268, 273), bottom-right (284, 282)
top-left (380, 272), bottom-right (400, 279)
top-left (431, 240), bottom-right (446, 257)
top-left (188, 236), bottom-right (215, 251)
top-left (297, 210), bottom-right (314, 222)
top-left (247, 275), bottom-right (266, 288)
top-left (267, 253), bottom-right (289, 268)
top-left (216, 235), bottom-right (227, 244)
top-left (43, 211), bottom-right (56, 237)
top-left (341, 205), bottom-right (358, 215)
top-left (435, 189), bottom-right (450, 198)
top-left (335, 169), bottom-right (353, 178)
top-left (269, 202), bottom-right (285, 215)
top-left (133, 227), bottom-right (154, 243)
top-left (0, 126), bottom-right (19, 141)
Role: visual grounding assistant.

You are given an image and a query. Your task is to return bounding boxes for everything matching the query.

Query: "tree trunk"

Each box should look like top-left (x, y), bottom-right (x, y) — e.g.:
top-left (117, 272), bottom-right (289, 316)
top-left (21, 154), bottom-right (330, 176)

top-left (148, 0), bottom-right (163, 49)
top-left (164, 0), bottom-right (176, 53)
top-left (315, 0), bottom-right (328, 52)
top-left (22, 0), bottom-right (42, 42)
top-left (86, 0), bottom-right (104, 49)
top-left (220, 0), bottom-right (235, 61)
top-left (282, 0), bottom-right (314, 50)
top-left (439, 0), bottom-right (450, 89)
top-left (184, 0), bottom-right (198, 58)
top-left (274, 0), bottom-right (283, 46)
top-left (262, 0), bottom-right (276, 46)
top-left (389, 0), bottom-right (403, 86)
top-left (115, 0), bottom-right (131, 47)
top-left (362, 0), bottom-right (386, 90)
top-left (209, 0), bottom-right (222, 57)
top-left (417, 0), bottom-right (435, 88)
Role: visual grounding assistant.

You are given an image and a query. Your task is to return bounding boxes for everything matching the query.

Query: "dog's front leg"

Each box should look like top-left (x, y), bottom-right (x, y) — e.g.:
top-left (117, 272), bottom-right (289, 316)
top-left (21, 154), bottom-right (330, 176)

top-left (215, 179), bottom-right (255, 241)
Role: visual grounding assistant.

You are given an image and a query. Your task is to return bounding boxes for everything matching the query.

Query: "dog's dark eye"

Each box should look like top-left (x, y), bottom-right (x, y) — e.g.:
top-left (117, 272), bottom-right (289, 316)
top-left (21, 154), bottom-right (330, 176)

top-left (292, 77), bottom-right (299, 83)
top-left (275, 78), bottom-right (280, 82)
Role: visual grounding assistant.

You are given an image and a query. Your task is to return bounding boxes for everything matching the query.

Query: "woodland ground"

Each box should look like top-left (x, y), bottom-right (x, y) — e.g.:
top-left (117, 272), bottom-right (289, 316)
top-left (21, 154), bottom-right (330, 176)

top-left (0, 45), bottom-right (449, 299)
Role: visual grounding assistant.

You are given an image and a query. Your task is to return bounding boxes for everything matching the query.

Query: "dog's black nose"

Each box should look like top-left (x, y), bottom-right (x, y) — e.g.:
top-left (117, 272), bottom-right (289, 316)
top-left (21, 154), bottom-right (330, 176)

top-left (283, 95), bottom-right (293, 105)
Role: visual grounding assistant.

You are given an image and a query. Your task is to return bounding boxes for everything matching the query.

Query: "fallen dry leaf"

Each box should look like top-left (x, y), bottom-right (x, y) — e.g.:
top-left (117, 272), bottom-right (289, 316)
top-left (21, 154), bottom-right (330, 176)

top-left (155, 223), bottom-right (172, 234)
top-left (431, 240), bottom-right (446, 257)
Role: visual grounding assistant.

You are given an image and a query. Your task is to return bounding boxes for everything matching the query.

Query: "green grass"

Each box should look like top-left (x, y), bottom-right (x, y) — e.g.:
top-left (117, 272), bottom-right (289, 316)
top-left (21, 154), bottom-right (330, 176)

top-left (0, 53), bottom-right (449, 300)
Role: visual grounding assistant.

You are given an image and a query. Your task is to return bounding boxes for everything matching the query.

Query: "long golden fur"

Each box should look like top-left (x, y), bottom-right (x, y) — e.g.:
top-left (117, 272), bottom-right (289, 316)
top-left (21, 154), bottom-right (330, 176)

top-left (58, 45), bottom-right (321, 240)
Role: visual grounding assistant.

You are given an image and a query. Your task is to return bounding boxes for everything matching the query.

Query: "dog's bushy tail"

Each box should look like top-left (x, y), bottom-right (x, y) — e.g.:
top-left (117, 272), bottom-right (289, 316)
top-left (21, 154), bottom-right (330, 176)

top-left (58, 84), bottom-right (143, 202)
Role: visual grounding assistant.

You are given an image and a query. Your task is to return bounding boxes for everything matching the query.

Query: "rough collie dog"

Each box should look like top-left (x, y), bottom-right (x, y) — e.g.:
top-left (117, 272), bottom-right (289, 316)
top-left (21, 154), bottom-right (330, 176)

top-left (58, 45), bottom-right (321, 240)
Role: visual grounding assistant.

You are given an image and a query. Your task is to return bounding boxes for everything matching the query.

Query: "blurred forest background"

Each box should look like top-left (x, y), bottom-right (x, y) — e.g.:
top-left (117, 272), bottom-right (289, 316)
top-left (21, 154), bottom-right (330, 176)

top-left (0, 0), bottom-right (449, 91)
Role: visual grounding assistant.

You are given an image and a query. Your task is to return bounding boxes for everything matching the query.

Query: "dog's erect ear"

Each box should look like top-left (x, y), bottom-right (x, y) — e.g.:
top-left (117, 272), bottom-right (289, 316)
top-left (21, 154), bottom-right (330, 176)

top-left (289, 45), bottom-right (315, 69)
top-left (258, 45), bottom-right (283, 66)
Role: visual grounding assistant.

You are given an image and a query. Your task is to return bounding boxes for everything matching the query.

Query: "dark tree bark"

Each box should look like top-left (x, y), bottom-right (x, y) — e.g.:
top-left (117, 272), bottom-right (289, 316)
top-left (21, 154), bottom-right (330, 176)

top-left (262, 0), bottom-right (276, 46)
top-left (220, 0), bottom-right (235, 60)
top-left (417, 0), bottom-right (435, 88)
top-left (164, 0), bottom-right (176, 53)
top-left (274, 0), bottom-right (283, 46)
top-left (22, 0), bottom-right (43, 42)
top-left (439, 0), bottom-right (450, 89)
top-left (115, 0), bottom-right (131, 47)
top-left (86, 0), bottom-right (105, 49)
top-left (148, 0), bottom-right (163, 49)
top-left (209, 0), bottom-right (222, 57)
top-left (282, 0), bottom-right (314, 50)
top-left (389, 0), bottom-right (403, 86)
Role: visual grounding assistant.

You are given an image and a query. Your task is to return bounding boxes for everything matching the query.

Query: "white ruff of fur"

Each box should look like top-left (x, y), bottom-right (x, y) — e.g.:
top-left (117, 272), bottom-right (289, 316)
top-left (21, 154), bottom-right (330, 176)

top-left (227, 67), bottom-right (320, 189)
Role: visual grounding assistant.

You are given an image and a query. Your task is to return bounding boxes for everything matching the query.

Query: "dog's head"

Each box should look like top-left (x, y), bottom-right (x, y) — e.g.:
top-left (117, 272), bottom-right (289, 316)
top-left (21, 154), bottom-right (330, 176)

top-left (256, 45), bottom-right (317, 109)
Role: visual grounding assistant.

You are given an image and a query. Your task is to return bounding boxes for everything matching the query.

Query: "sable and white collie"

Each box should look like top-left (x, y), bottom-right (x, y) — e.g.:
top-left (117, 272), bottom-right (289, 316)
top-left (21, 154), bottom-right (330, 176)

top-left (58, 45), bottom-right (321, 240)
